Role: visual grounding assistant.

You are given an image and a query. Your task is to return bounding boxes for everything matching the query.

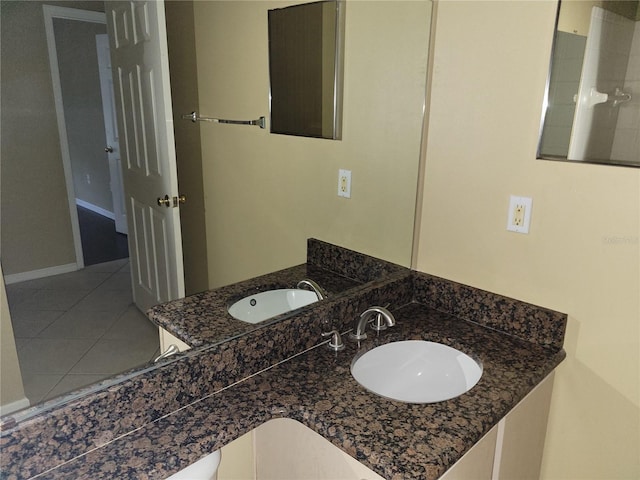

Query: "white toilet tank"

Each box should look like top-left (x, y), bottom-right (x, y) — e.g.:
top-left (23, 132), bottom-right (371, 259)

top-left (166, 450), bottom-right (221, 480)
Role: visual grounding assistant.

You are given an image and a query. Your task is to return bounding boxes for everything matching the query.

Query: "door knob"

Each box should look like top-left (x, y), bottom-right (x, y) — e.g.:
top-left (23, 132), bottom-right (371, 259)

top-left (157, 194), bottom-right (186, 207)
top-left (171, 194), bottom-right (187, 207)
top-left (105, 146), bottom-right (114, 153)
top-left (157, 195), bottom-right (171, 207)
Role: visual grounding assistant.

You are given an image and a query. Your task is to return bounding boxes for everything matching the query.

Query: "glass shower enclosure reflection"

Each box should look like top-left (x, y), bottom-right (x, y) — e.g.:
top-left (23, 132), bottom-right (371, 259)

top-left (539, 1), bottom-right (639, 167)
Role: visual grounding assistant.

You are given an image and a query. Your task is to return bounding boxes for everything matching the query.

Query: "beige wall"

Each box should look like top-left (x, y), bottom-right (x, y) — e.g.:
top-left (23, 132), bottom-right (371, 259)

top-left (557, 1), bottom-right (600, 35)
top-left (165, 0), bottom-right (210, 295)
top-left (415, 2), bottom-right (639, 479)
top-left (559, 1), bottom-right (640, 35)
top-left (0, 268), bottom-right (27, 413)
top-left (54, 18), bottom-right (111, 212)
top-left (193, 0), bottom-right (431, 288)
top-left (0, 1), bottom-right (104, 276)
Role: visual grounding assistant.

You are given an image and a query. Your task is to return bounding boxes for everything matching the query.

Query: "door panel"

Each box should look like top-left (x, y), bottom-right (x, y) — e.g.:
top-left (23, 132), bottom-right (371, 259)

top-left (106, 0), bottom-right (184, 311)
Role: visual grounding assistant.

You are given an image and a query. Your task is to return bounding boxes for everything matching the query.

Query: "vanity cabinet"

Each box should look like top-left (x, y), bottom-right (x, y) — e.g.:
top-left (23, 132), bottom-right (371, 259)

top-left (442, 373), bottom-right (554, 480)
top-left (159, 327), bottom-right (191, 353)
top-left (218, 373), bottom-right (554, 480)
top-left (439, 426), bottom-right (498, 480)
top-left (255, 418), bottom-right (385, 480)
top-left (492, 372), bottom-right (554, 479)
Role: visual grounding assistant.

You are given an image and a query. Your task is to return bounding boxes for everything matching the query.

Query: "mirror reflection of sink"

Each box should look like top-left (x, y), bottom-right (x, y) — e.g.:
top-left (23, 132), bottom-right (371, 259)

top-left (350, 340), bottom-right (482, 403)
top-left (228, 289), bottom-right (319, 323)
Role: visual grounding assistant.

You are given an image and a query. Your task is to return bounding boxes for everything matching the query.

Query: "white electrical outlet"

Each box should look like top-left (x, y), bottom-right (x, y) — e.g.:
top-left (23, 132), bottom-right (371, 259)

top-left (507, 195), bottom-right (532, 234)
top-left (338, 169), bottom-right (351, 198)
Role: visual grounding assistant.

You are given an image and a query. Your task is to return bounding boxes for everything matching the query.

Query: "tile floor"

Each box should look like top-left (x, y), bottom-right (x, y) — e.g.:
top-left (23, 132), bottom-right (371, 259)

top-left (5, 259), bottom-right (160, 405)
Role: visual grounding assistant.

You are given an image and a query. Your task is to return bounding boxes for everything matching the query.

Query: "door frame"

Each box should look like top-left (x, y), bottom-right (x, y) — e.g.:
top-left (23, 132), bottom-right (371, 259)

top-left (43, 5), bottom-right (109, 269)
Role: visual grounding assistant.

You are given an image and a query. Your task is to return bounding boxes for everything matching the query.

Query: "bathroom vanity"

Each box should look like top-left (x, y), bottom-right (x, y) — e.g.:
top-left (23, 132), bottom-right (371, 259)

top-left (0, 242), bottom-right (566, 480)
top-left (252, 370), bottom-right (554, 480)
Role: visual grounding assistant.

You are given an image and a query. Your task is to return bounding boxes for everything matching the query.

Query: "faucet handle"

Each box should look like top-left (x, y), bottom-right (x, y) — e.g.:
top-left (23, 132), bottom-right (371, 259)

top-left (370, 312), bottom-right (387, 331)
top-left (321, 329), bottom-right (345, 351)
top-left (349, 306), bottom-right (396, 341)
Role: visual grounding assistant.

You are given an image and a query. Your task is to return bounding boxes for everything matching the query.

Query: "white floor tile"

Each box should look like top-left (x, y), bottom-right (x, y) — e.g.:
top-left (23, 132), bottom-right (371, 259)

top-left (43, 374), bottom-right (111, 402)
top-left (12, 271), bottom-right (110, 291)
top-left (21, 373), bottom-right (64, 405)
top-left (37, 309), bottom-right (121, 339)
top-left (10, 310), bottom-right (63, 338)
top-left (72, 288), bottom-right (133, 313)
top-left (7, 260), bottom-right (161, 402)
top-left (70, 337), bottom-right (158, 375)
top-left (99, 272), bottom-right (132, 291)
top-left (17, 338), bottom-right (97, 374)
top-left (84, 258), bottom-right (129, 273)
top-left (102, 305), bottom-right (156, 340)
top-left (18, 289), bottom-right (89, 311)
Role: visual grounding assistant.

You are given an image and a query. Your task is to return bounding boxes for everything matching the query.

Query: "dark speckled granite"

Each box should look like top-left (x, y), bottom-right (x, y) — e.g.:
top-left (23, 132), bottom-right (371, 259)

top-left (147, 238), bottom-right (406, 347)
top-left (411, 272), bottom-right (567, 350)
top-left (307, 238), bottom-right (408, 283)
top-left (9, 302), bottom-right (563, 480)
top-left (0, 256), bottom-right (566, 480)
top-left (147, 263), bottom-right (360, 347)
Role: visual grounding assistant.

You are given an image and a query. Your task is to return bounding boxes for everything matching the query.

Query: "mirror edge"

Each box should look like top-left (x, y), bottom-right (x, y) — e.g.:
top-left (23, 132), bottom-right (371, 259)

top-left (332, 0), bottom-right (346, 140)
top-left (267, 0), bottom-right (346, 140)
top-left (536, 0), bottom-right (562, 162)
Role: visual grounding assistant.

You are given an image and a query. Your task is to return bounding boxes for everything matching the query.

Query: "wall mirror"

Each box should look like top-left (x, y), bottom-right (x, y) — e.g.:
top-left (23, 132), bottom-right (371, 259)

top-left (538, 0), bottom-right (640, 167)
top-left (1, 0), bottom-right (430, 421)
top-left (268, 0), bottom-right (345, 139)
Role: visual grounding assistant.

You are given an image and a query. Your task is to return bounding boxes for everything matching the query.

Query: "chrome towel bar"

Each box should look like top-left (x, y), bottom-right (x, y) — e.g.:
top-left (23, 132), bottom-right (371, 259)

top-left (181, 111), bottom-right (266, 129)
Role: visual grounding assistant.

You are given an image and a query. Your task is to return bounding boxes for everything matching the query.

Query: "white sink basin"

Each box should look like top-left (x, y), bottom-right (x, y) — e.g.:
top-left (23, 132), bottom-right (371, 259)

top-left (228, 289), bottom-right (318, 323)
top-left (350, 340), bottom-right (482, 403)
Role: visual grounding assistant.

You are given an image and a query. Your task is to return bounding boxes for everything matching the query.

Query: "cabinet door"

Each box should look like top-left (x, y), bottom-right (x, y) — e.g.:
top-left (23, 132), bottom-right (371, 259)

top-left (439, 426), bottom-right (498, 480)
top-left (442, 372), bottom-right (554, 480)
top-left (255, 418), bottom-right (385, 480)
top-left (494, 373), bottom-right (555, 480)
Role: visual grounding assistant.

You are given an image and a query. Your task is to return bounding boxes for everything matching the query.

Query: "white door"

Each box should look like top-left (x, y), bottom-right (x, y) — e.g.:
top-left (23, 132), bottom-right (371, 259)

top-left (105, 0), bottom-right (185, 311)
top-left (96, 33), bottom-right (128, 235)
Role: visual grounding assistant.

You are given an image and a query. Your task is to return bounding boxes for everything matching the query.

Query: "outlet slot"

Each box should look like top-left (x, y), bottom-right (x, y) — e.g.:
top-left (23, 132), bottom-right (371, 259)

top-left (338, 169), bottom-right (351, 198)
top-left (507, 195), bottom-right (532, 234)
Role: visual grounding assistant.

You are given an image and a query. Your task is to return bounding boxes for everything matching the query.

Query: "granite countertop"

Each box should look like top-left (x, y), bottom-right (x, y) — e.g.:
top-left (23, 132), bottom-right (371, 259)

top-left (37, 300), bottom-right (565, 480)
top-left (147, 238), bottom-right (408, 348)
top-left (1, 266), bottom-right (566, 480)
top-left (148, 263), bottom-right (361, 347)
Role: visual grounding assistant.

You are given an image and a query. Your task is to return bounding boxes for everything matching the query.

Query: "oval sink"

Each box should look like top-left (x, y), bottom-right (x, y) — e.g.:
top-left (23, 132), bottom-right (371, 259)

top-left (228, 289), bottom-right (318, 323)
top-left (350, 340), bottom-right (482, 403)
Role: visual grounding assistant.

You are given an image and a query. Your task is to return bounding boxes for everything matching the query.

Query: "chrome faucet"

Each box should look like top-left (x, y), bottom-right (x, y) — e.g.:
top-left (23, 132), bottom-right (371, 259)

top-left (349, 306), bottom-right (396, 341)
top-left (296, 279), bottom-right (328, 300)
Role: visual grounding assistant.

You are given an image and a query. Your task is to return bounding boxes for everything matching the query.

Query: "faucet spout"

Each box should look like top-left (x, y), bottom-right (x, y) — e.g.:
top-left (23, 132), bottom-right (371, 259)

top-left (296, 279), bottom-right (328, 300)
top-left (349, 306), bottom-right (395, 341)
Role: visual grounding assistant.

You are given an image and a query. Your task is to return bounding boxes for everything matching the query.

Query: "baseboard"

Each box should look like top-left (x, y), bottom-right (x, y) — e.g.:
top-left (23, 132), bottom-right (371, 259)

top-left (4, 263), bottom-right (79, 285)
top-left (75, 198), bottom-right (114, 220)
top-left (0, 397), bottom-right (30, 416)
